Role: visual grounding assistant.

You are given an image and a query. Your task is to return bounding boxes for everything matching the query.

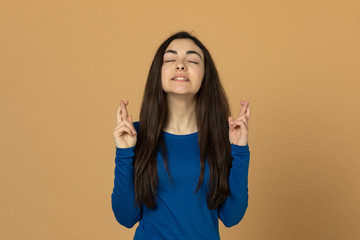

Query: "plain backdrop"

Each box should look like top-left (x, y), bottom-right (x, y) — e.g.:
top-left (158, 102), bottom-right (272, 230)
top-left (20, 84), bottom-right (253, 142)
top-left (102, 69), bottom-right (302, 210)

top-left (1, 0), bottom-right (359, 239)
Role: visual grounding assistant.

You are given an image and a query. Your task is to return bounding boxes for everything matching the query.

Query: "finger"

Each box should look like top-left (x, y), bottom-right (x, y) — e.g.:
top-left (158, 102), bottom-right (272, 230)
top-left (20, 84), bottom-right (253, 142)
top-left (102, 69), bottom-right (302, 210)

top-left (128, 115), bottom-right (137, 134)
top-left (236, 114), bottom-right (247, 121)
top-left (230, 116), bottom-right (247, 130)
top-left (233, 115), bottom-right (248, 127)
top-left (238, 100), bottom-right (250, 117)
top-left (116, 101), bottom-right (131, 125)
top-left (116, 125), bottom-right (134, 136)
top-left (245, 105), bottom-right (251, 119)
top-left (240, 114), bottom-right (248, 124)
top-left (117, 119), bottom-right (137, 134)
top-left (114, 124), bottom-right (135, 136)
top-left (239, 118), bottom-right (248, 129)
top-left (238, 108), bottom-right (250, 122)
top-left (117, 99), bottom-right (128, 124)
top-left (229, 116), bottom-right (236, 131)
top-left (120, 99), bottom-right (129, 121)
top-left (240, 99), bottom-right (249, 105)
top-left (235, 119), bottom-right (248, 133)
top-left (116, 105), bottom-right (121, 124)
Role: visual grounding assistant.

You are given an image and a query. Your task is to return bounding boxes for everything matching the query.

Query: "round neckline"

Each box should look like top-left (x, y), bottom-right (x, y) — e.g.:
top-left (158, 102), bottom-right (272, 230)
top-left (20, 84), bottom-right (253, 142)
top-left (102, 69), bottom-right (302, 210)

top-left (162, 130), bottom-right (198, 139)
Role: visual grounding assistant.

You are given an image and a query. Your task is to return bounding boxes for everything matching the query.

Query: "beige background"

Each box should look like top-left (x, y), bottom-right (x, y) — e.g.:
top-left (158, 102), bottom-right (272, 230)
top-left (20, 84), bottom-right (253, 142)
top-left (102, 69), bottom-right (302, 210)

top-left (1, 0), bottom-right (359, 239)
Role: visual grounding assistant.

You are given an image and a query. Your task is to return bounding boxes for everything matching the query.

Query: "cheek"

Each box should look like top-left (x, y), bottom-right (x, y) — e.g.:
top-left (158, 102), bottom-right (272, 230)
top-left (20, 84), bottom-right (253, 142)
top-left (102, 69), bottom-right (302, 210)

top-left (194, 67), bottom-right (205, 81)
top-left (161, 65), bottom-right (170, 78)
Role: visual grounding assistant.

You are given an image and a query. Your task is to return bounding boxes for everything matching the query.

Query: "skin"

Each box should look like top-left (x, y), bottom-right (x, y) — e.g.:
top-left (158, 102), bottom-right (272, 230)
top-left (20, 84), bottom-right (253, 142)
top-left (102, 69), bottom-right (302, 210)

top-left (161, 38), bottom-right (205, 134)
top-left (229, 99), bottom-right (251, 146)
top-left (113, 99), bottom-right (137, 148)
top-left (113, 39), bottom-right (251, 147)
top-left (114, 99), bottom-right (251, 147)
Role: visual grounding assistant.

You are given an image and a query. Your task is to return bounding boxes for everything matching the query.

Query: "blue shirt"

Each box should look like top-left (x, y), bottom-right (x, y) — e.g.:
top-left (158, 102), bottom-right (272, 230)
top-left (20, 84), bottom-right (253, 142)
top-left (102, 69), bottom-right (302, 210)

top-left (111, 121), bottom-right (250, 240)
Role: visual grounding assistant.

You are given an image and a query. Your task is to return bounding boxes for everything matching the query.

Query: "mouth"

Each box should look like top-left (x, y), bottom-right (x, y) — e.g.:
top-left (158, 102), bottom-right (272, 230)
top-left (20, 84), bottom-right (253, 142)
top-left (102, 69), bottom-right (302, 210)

top-left (171, 77), bottom-right (189, 81)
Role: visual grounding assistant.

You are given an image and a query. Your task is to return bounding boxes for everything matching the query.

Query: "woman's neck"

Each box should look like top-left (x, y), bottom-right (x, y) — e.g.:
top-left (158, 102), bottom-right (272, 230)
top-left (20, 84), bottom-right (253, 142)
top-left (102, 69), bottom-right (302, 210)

top-left (163, 94), bottom-right (197, 134)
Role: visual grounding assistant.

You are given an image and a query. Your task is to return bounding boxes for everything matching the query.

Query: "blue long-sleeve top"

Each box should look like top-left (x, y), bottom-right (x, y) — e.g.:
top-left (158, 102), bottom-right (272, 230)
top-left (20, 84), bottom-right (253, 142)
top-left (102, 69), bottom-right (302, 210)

top-left (111, 121), bottom-right (250, 240)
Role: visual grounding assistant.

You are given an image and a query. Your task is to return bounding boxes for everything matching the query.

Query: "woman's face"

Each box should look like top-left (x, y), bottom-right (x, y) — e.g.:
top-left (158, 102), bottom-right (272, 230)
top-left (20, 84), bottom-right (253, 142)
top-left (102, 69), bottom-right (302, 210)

top-left (161, 39), bottom-right (205, 96)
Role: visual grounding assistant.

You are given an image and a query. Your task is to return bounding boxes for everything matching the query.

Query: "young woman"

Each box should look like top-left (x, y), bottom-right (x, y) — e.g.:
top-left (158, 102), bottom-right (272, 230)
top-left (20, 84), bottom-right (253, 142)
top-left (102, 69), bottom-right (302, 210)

top-left (111, 31), bottom-right (251, 240)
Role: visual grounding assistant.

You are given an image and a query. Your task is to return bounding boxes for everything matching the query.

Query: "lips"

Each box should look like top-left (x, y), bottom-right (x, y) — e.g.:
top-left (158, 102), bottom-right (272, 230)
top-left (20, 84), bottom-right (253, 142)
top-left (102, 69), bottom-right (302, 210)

top-left (171, 74), bottom-right (189, 81)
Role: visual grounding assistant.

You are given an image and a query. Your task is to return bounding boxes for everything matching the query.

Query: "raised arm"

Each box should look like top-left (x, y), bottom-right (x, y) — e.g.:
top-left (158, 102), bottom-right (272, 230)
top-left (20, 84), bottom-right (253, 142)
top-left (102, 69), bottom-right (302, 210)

top-left (111, 100), bottom-right (142, 228)
top-left (111, 146), bottom-right (143, 228)
top-left (218, 143), bottom-right (250, 227)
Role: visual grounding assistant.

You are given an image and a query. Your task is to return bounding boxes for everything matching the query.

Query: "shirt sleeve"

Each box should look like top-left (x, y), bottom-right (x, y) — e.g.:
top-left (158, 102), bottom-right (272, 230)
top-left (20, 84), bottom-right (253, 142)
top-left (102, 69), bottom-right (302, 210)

top-left (111, 146), bottom-right (143, 228)
top-left (218, 143), bottom-right (250, 228)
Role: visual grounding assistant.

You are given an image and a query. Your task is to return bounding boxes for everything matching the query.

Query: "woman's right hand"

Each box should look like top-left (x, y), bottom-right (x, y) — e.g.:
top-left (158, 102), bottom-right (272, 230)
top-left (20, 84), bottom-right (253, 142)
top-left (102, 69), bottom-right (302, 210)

top-left (113, 99), bottom-right (137, 148)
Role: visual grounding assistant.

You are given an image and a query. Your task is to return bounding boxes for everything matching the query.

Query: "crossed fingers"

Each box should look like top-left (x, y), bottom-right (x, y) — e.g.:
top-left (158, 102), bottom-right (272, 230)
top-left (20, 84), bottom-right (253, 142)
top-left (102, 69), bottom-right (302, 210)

top-left (116, 100), bottom-right (129, 124)
top-left (238, 99), bottom-right (250, 119)
top-left (116, 99), bottom-right (136, 135)
top-left (230, 99), bottom-right (250, 132)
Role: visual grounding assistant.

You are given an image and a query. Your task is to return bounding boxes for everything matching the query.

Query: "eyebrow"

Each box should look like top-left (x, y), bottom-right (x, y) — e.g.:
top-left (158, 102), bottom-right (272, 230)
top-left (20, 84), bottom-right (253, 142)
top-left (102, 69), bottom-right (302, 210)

top-left (164, 49), bottom-right (203, 60)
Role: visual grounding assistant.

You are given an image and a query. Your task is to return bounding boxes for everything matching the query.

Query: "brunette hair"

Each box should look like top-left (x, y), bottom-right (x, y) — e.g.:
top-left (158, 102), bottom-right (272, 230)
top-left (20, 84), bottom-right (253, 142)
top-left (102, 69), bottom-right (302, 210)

top-left (134, 31), bottom-right (232, 209)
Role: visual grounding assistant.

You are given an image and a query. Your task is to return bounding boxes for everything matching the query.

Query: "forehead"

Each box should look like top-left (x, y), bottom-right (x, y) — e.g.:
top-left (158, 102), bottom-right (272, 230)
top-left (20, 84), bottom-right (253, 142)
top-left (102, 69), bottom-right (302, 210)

top-left (164, 39), bottom-right (204, 59)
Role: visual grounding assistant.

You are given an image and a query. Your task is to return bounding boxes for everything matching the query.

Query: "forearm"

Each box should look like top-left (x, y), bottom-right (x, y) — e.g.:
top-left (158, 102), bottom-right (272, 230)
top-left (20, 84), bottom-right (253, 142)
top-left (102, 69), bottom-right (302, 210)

top-left (218, 143), bottom-right (250, 227)
top-left (111, 146), bottom-right (142, 228)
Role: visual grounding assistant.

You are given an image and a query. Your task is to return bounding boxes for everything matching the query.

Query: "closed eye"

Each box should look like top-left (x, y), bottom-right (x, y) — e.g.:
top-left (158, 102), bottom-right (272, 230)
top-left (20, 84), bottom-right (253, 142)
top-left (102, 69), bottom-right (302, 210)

top-left (164, 60), bottom-right (198, 64)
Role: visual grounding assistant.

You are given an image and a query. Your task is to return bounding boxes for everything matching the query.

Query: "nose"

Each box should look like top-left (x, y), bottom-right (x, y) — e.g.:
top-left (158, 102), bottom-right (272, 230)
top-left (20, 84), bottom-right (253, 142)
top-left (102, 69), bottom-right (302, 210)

top-left (176, 60), bottom-right (186, 70)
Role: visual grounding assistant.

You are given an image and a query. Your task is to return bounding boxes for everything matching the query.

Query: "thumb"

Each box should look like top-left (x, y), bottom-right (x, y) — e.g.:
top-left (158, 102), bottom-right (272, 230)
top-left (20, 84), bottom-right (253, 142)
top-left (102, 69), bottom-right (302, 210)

top-left (228, 116), bottom-right (234, 130)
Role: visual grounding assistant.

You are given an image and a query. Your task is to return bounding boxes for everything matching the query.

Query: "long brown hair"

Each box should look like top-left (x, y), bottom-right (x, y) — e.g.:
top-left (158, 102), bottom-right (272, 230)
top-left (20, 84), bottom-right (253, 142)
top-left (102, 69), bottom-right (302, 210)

top-left (133, 31), bottom-right (233, 209)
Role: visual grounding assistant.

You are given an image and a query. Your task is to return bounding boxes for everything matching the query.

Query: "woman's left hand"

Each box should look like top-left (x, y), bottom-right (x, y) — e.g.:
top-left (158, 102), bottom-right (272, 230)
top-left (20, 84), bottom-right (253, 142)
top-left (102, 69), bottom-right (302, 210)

top-left (228, 99), bottom-right (251, 146)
